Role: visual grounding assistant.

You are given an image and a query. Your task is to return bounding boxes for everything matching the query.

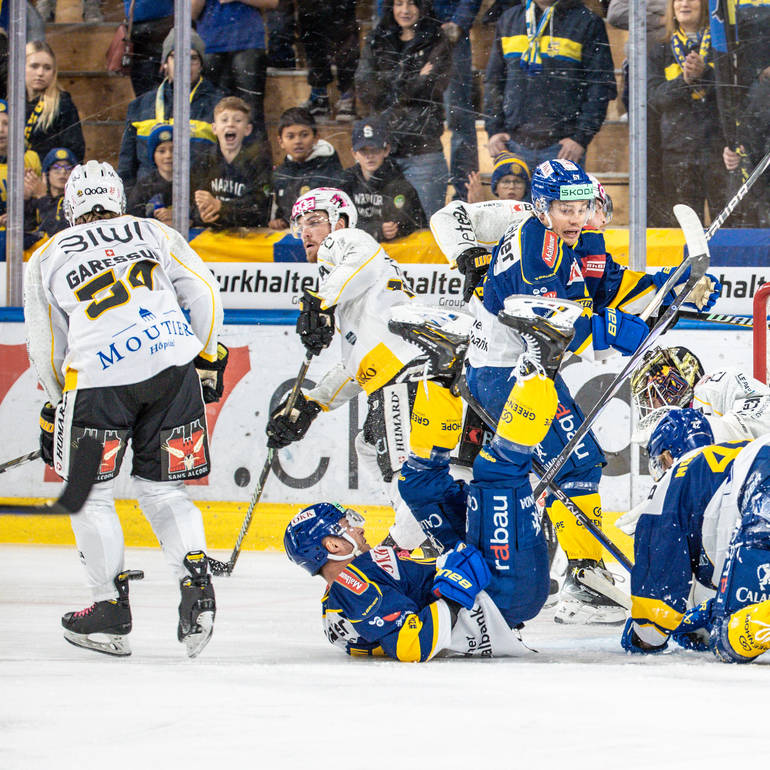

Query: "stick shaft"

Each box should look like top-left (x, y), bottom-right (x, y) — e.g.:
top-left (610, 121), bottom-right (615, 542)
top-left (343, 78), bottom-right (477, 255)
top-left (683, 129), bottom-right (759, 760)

top-left (0, 449), bottom-right (42, 474)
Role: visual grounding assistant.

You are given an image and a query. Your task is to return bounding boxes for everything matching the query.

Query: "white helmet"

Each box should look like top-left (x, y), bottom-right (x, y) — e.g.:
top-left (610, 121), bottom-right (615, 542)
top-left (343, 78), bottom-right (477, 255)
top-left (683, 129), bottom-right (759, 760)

top-left (290, 187), bottom-right (357, 236)
top-left (63, 160), bottom-right (126, 225)
top-left (587, 173), bottom-right (613, 223)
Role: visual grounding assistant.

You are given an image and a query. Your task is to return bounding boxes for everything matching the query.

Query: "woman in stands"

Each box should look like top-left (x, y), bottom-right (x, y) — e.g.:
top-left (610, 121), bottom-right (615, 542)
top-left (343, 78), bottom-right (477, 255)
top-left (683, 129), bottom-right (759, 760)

top-left (648, 0), bottom-right (724, 226)
top-left (25, 41), bottom-right (85, 163)
top-left (355, 0), bottom-right (451, 219)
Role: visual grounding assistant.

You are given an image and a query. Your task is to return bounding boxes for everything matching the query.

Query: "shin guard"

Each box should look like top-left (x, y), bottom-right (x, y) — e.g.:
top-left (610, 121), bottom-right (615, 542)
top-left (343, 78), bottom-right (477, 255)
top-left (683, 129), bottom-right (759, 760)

top-left (547, 492), bottom-right (603, 562)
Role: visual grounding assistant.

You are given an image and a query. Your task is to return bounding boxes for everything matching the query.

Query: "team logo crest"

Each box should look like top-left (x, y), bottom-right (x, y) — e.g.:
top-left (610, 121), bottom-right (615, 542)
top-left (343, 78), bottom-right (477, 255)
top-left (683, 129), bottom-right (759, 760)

top-left (160, 419), bottom-right (209, 480)
top-left (758, 564), bottom-right (770, 592)
top-left (71, 427), bottom-right (129, 482)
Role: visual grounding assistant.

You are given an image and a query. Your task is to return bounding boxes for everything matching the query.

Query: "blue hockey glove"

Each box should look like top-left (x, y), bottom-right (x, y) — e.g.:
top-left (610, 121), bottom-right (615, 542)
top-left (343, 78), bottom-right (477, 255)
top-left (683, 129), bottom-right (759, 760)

top-left (620, 618), bottom-right (669, 654)
top-left (652, 267), bottom-right (722, 312)
top-left (670, 599), bottom-right (714, 652)
top-left (591, 308), bottom-right (648, 356)
top-left (432, 543), bottom-right (491, 610)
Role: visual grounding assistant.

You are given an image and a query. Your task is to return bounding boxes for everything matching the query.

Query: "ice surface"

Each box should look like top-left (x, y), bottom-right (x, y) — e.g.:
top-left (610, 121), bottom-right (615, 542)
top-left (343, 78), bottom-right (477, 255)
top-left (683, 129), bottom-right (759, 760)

top-left (2, 544), bottom-right (766, 769)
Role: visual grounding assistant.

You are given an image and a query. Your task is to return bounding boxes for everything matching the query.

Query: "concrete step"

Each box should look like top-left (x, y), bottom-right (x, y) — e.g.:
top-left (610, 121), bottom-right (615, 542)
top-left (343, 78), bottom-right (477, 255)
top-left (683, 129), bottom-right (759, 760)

top-left (47, 23), bottom-right (121, 72)
top-left (59, 71), bottom-right (135, 122)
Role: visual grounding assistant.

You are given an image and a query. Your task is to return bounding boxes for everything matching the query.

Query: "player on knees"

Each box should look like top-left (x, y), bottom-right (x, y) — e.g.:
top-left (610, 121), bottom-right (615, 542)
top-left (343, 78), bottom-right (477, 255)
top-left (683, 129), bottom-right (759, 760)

top-left (25, 161), bottom-right (226, 658)
top-left (265, 188), bottom-right (468, 554)
top-left (624, 422), bottom-right (770, 664)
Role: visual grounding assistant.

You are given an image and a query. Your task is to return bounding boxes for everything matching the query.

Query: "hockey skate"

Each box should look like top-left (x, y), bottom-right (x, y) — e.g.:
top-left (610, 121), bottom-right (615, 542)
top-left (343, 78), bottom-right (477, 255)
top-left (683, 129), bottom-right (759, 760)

top-left (61, 570), bottom-right (144, 656)
top-left (178, 551), bottom-right (216, 658)
top-left (498, 296), bottom-right (580, 380)
top-left (553, 559), bottom-right (628, 625)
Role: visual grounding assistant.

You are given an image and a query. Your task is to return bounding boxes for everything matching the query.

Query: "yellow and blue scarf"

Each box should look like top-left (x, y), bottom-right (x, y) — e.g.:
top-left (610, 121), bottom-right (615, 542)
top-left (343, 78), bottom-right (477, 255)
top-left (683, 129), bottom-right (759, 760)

top-left (520, 0), bottom-right (556, 75)
top-left (670, 28), bottom-right (712, 100)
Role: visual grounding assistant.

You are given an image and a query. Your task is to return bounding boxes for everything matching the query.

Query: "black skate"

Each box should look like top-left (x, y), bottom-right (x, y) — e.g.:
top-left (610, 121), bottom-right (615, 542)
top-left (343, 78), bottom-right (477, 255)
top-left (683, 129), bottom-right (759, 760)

top-left (61, 570), bottom-right (144, 656)
top-left (178, 551), bottom-right (216, 658)
top-left (553, 559), bottom-right (628, 625)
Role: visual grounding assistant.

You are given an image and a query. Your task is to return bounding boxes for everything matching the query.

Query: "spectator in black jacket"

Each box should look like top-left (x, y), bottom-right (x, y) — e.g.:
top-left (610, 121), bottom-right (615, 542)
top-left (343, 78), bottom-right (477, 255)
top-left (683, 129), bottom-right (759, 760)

top-left (355, 0), bottom-right (452, 219)
top-left (192, 96), bottom-right (273, 229)
top-left (126, 123), bottom-right (174, 223)
top-left (118, 28), bottom-right (223, 188)
top-left (648, 0), bottom-right (725, 226)
top-left (269, 106), bottom-right (345, 228)
top-left (342, 117), bottom-right (426, 242)
top-left (24, 41), bottom-right (85, 163)
top-left (25, 146), bottom-right (75, 237)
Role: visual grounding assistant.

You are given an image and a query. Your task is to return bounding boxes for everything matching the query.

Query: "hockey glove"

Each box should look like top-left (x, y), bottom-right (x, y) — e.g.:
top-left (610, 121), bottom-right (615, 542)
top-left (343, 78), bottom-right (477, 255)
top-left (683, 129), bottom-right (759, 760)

top-left (432, 543), bottom-right (491, 610)
top-left (39, 401), bottom-right (56, 467)
top-left (670, 599), bottom-right (714, 652)
top-left (591, 308), bottom-right (648, 356)
top-left (620, 618), bottom-right (669, 654)
top-left (297, 290), bottom-right (335, 356)
top-left (456, 247), bottom-right (492, 303)
top-left (193, 342), bottom-right (229, 404)
top-left (652, 267), bottom-right (722, 312)
top-left (265, 392), bottom-right (322, 449)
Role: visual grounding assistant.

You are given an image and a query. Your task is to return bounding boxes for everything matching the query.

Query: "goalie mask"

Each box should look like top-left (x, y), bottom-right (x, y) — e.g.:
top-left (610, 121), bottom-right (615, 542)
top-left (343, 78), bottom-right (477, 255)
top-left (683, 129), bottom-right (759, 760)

top-left (284, 502), bottom-right (366, 575)
top-left (290, 188), bottom-right (357, 237)
top-left (63, 160), bottom-right (126, 225)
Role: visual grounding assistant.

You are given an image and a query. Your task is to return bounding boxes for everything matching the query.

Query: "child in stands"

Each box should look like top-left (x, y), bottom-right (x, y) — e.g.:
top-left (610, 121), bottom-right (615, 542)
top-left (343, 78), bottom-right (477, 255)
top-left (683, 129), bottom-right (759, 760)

top-left (126, 123), bottom-right (174, 223)
top-left (26, 146), bottom-right (75, 237)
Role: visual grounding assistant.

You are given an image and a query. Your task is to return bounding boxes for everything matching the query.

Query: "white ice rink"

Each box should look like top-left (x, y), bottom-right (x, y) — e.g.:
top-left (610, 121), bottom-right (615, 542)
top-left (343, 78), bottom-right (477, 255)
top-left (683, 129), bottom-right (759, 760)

top-left (2, 543), bottom-right (767, 770)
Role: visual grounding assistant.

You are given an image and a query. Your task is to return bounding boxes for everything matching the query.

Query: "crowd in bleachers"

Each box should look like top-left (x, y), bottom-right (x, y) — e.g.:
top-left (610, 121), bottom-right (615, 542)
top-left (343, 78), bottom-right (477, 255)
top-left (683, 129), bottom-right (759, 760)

top-left (1, 0), bottom-right (769, 245)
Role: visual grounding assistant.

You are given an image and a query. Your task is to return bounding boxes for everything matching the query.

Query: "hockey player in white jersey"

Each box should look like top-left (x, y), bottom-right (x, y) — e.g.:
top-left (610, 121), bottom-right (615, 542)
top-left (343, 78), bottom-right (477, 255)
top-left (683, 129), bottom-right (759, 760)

top-left (24, 160), bottom-right (225, 658)
top-left (265, 188), bottom-right (469, 553)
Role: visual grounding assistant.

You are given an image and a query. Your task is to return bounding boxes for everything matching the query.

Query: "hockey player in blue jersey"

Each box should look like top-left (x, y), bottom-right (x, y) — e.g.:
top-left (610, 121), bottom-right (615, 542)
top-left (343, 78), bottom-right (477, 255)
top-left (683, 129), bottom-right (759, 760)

top-left (284, 302), bottom-right (581, 660)
top-left (444, 159), bottom-right (721, 624)
top-left (622, 410), bottom-right (770, 664)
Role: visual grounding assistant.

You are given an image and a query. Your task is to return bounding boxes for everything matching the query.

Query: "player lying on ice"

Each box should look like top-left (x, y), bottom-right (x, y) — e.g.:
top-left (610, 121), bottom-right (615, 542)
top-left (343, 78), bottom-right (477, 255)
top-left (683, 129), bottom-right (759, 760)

top-left (284, 297), bottom-right (595, 660)
top-left (429, 160), bottom-right (722, 625)
top-left (622, 409), bottom-right (770, 664)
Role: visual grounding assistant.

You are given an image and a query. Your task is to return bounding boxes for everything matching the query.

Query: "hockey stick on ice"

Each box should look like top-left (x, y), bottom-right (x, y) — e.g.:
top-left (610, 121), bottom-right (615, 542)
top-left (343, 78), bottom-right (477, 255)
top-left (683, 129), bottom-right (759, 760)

top-left (0, 449), bottom-right (42, 474)
top-left (533, 206), bottom-right (710, 501)
top-left (208, 353), bottom-right (314, 577)
top-left (456, 376), bottom-right (633, 572)
top-left (0, 436), bottom-right (101, 515)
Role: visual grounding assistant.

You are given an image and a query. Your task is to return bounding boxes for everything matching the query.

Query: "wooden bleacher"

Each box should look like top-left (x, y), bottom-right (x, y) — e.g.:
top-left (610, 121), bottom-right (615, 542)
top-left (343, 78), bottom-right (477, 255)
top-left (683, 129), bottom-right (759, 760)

top-left (45, 0), bottom-right (632, 223)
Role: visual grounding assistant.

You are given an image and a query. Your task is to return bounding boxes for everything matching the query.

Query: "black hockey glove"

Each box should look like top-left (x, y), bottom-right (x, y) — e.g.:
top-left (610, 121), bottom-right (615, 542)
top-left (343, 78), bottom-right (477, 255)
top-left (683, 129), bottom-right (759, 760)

top-left (39, 401), bottom-right (56, 467)
top-left (194, 342), bottom-right (229, 404)
top-left (265, 392), bottom-right (322, 449)
top-left (455, 247), bottom-right (492, 303)
top-left (297, 290), bottom-right (335, 356)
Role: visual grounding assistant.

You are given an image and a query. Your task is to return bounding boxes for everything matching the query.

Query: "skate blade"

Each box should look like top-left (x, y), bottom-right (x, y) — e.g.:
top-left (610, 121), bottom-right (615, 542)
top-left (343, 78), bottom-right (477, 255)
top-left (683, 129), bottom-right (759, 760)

top-left (63, 629), bottom-right (131, 656)
top-left (553, 599), bottom-right (627, 626)
top-left (183, 611), bottom-right (214, 658)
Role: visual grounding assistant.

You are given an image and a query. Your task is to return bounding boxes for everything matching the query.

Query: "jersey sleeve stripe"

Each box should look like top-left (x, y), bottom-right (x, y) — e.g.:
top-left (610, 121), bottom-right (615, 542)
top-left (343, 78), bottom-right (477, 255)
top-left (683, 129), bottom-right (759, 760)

top-left (169, 250), bottom-right (217, 353)
top-left (630, 595), bottom-right (684, 632)
top-left (48, 305), bottom-right (63, 389)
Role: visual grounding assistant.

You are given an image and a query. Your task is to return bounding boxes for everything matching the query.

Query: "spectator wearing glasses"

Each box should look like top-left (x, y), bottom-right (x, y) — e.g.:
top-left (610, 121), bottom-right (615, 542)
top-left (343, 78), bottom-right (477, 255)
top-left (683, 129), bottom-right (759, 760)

top-left (26, 146), bottom-right (75, 237)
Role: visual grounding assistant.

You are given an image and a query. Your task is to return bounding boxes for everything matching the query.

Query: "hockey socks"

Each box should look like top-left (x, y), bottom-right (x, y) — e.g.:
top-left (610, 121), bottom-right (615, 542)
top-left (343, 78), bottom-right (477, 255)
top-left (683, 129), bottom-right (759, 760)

top-left (547, 492), bottom-right (603, 563)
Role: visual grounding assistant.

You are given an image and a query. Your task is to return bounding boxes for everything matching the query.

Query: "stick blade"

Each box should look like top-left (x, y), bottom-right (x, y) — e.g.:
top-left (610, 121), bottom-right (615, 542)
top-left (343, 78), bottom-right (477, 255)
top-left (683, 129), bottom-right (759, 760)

top-left (673, 204), bottom-right (709, 259)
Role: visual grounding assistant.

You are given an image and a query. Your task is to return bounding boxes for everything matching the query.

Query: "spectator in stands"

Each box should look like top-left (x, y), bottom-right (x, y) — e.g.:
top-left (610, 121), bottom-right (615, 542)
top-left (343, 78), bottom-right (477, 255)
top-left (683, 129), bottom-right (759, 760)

top-left (35, 0), bottom-right (102, 23)
top-left (648, 0), bottom-right (725, 226)
top-left (466, 151), bottom-right (530, 203)
top-left (484, 0), bottom-right (616, 171)
top-left (298, 0), bottom-right (358, 121)
top-left (723, 63), bottom-right (770, 227)
top-left (192, 96), bottom-right (273, 229)
top-left (118, 28), bottom-right (223, 188)
top-left (0, 3), bottom-right (45, 100)
top-left (125, 0), bottom-right (174, 99)
top-left (126, 123), bottom-right (173, 223)
top-left (356, 0), bottom-right (452, 219)
top-left (25, 146), bottom-right (74, 237)
top-left (341, 116), bottom-right (426, 242)
top-left (269, 106), bottom-right (344, 229)
top-left (0, 98), bottom-right (43, 227)
top-left (192, 0), bottom-right (278, 142)
top-left (734, 0), bottom-right (770, 92)
top-left (24, 41), bottom-right (84, 163)
top-left (266, 0), bottom-right (297, 69)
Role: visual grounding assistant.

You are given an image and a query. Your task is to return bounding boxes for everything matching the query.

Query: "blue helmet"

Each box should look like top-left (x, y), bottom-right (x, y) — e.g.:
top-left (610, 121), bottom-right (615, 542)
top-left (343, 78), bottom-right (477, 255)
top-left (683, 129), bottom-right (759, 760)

top-left (284, 502), bottom-right (366, 575)
top-left (530, 159), bottom-right (594, 217)
top-left (647, 408), bottom-right (714, 480)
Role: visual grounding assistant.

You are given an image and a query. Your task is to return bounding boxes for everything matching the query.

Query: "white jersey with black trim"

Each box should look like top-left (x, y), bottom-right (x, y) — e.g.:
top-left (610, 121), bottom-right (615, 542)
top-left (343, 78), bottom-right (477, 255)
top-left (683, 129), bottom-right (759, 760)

top-left (24, 215), bottom-right (223, 401)
top-left (313, 228), bottom-right (422, 399)
top-left (693, 368), bottom-right (770, 443)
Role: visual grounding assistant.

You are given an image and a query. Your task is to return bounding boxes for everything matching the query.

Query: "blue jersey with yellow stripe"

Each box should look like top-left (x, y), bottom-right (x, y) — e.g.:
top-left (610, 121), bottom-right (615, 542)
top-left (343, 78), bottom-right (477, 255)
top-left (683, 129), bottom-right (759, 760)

top-left (631, 440), bottom-right (751, 636)
top-left (321, 546), bottom-right (449, 662)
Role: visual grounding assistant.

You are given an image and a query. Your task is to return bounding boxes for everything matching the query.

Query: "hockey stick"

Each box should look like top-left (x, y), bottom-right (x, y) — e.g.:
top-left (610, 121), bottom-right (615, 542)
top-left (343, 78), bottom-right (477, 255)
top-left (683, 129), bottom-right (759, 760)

top-left (674, 309), bottom-right (767, 328)
top-left (456, 376), bottom-right (633, 572)
top-left (0, 436), bottom-right (101, 515)
top-left (0, 449), bottom-right (42, 474)
top-left (208, 353), bottom-right (314, 577)
top-left (533, 206), bottom-right (710, 501)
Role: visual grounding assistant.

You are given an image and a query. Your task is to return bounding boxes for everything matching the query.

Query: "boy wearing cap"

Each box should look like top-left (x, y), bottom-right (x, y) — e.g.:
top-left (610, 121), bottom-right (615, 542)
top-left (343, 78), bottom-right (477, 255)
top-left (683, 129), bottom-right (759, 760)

top-left (341, 117), bottom-right (426, 242)
top-left (126, 124), bottom-right (174, 223)
top-left (192, 96), bottom-right (272, 229)
top-left (25, 147), bottom-right (75, 237)
top-left (466, 152), bottom-right (530, 204)
top-left (118, 28), bottom-right (224, 188)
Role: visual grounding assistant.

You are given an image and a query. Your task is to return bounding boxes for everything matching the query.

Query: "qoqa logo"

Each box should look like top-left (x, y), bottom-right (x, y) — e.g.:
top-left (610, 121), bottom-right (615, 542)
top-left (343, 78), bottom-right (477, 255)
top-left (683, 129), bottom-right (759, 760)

top-left (83, 187), bottom-right (108, 195)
